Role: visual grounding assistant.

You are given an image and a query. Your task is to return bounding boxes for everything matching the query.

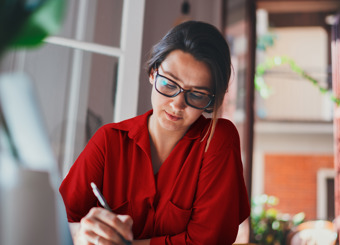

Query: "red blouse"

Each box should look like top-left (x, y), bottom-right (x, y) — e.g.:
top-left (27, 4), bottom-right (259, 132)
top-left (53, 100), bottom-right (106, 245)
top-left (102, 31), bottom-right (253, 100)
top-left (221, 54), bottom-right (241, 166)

top-left (59, 110), bottom-right (250, 244)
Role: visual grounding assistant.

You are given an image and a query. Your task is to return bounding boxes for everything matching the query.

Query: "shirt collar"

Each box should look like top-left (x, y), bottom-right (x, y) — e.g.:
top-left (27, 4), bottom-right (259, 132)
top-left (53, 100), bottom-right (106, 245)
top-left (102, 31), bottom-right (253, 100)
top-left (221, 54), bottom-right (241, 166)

top-left (182, 114), bottom-right (209, 140)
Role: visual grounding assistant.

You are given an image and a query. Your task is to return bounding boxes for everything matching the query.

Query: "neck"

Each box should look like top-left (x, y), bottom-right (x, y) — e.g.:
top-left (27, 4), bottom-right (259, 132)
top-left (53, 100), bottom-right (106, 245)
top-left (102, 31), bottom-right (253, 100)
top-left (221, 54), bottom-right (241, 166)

top-left (148, 115), bottom-right (186, 173)
top-left (148, 115), bottom-right (186, 147)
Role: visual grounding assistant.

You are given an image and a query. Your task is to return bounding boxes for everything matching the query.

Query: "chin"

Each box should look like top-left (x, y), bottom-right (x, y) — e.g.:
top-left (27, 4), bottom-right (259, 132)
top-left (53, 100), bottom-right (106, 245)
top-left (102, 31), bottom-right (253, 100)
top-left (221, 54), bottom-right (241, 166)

top-left (160, 117), bottom-right (181, 131)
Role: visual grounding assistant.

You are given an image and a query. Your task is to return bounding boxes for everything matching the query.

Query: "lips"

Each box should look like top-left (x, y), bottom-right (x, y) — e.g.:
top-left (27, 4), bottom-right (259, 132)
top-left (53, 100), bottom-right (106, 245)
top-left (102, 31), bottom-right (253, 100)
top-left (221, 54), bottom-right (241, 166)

top-left (165, 111), bottom-right (182, 121)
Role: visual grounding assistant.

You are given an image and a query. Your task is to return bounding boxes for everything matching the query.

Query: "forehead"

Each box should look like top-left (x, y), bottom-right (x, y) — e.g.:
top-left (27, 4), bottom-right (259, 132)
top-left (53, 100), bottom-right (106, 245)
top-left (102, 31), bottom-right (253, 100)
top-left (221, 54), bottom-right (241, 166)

top-left (160, 50), bottom-right (212, 90)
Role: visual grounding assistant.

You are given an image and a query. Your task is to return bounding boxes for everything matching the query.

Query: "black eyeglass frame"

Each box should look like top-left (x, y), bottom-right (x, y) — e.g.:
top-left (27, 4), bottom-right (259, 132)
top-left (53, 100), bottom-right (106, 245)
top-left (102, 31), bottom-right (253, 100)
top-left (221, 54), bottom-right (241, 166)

top-left (154, 71), bottom-right (215, 110)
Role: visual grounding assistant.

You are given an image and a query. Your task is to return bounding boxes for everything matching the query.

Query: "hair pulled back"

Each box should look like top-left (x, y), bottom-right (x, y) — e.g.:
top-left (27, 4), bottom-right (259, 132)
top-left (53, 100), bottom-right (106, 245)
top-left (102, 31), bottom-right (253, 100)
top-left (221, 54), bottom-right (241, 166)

top-left (147, 21), bottom-right (231, 113)
top-left (147, 21), bottom-right (232, 150)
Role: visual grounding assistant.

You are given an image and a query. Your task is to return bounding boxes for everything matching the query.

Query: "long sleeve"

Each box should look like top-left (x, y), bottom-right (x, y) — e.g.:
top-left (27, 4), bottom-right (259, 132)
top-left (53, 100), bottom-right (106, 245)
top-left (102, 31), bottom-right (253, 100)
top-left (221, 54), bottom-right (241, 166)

top-left (59, 127), bottom-right (107, 222)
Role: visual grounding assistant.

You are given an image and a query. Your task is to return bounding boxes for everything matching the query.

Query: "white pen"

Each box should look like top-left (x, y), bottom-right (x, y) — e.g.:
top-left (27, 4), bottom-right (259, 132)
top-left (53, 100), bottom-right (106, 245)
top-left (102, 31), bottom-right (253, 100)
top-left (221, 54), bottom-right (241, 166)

top-left (91, 182), bottom-right (113, 211)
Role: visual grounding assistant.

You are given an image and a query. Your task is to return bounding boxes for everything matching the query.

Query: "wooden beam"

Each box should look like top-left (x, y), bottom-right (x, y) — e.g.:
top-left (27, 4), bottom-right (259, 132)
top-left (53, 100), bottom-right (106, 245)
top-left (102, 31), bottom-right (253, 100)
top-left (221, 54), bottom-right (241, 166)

top-left (332, 13), bottom-right (340, 229)
top-left (268, 12), bottom-right (330, 27)
top-left (245, 0), bottom-right (256, 204)
top-left (257, 0), bottom-right (340, 13)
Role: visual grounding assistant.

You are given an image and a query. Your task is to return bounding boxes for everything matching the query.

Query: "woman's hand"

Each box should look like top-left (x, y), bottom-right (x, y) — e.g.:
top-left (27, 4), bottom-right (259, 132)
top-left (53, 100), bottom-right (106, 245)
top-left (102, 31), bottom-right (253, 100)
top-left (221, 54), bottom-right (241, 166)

top-left (70, 207), bottom-right (134, 245)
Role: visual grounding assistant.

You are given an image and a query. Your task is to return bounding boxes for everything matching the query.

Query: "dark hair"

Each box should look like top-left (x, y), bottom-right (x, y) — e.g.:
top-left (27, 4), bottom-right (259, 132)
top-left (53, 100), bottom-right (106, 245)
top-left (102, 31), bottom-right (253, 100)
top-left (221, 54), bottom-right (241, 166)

top-left (147, 21), bottom-right (232, 150)
top-left (147, 21), bottom-right (231, 113)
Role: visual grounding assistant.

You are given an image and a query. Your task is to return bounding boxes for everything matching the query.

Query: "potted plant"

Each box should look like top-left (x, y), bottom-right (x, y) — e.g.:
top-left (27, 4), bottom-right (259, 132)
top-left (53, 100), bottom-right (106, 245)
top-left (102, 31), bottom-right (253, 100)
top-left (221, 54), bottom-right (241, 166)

top-left (250, 194), bottom-right (305, 245)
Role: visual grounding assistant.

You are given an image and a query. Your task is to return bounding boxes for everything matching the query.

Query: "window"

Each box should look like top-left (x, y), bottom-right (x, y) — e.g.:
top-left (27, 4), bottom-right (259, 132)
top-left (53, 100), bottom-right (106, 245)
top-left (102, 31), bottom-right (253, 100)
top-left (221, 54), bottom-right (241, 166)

top-left (317, 168), bottom-right (336, 220)
top-left (0, 0), bottom-right (145, 176)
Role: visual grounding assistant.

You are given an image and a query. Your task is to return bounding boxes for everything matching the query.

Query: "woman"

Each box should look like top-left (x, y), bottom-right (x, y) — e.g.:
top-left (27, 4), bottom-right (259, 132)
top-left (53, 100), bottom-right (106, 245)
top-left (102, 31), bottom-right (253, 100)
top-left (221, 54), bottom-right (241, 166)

top-left (60, 21), bottom-right (250, 245)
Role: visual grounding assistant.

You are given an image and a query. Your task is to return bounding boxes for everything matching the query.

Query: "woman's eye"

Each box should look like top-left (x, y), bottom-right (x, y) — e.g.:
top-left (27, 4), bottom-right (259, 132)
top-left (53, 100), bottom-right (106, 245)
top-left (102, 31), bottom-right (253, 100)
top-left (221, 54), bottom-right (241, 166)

top-left (166, 84), bottom-right (177, 89)
top-left (189, 92), bottom-right (205, 100)
top-left (160, 79), bottom-right (177, 89)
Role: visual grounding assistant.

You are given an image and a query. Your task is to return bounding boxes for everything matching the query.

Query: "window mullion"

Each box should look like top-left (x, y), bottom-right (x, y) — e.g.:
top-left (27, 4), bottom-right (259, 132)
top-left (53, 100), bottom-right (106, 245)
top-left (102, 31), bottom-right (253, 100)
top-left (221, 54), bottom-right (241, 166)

top-left (45, 36), bottom-right (123, 58)
top-left (114, 0), bottom-right (145, 122)
top-left (62, 0), bottom-right (90, 175)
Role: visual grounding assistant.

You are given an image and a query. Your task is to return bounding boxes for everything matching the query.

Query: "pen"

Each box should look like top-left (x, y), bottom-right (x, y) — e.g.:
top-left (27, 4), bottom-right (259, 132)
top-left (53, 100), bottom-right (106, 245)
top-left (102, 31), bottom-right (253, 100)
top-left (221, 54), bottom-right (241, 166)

top-left (90, 182), bottom-right (132, 245)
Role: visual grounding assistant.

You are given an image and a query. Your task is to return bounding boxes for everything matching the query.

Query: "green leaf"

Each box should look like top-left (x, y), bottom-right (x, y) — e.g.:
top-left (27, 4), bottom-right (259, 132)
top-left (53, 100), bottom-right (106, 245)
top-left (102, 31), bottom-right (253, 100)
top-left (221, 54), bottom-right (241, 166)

top-left (292, 212), bottom-right (305, 225)
top-left (255, 55), bottom-right (339, 106)
top-left (11, 0), bottom-right (66, 48)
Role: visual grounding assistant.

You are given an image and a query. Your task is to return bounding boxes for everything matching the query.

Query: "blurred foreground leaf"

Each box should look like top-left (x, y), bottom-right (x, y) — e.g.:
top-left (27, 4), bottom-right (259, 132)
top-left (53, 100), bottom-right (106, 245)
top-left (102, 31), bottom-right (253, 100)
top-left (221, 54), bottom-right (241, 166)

top-left (11, 0), bottom-right (65, 47)
top-left (0, 0), bottom-right (65, 56)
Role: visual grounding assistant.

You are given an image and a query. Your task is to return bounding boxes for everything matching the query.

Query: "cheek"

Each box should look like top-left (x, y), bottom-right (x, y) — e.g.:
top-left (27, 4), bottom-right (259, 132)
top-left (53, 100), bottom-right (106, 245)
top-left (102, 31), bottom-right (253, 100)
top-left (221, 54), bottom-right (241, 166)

top-left (151, 88), bottom-right (166, 108)
top-left (150, 89), bottom-right (156, 108)
top-left (186, 107), bottom-right (204, 120)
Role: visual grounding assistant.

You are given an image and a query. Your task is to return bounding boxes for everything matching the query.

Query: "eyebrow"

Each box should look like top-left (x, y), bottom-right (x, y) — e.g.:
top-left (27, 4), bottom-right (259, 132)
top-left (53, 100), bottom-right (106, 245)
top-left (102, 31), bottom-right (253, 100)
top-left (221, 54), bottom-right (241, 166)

top-left (161, 69), bottom-right (213, 93)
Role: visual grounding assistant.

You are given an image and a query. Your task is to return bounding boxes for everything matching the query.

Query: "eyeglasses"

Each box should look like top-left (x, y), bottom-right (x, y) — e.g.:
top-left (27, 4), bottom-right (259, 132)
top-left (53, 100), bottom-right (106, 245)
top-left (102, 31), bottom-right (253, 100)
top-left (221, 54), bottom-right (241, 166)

top-left (154, 71), bottom-right (214, 110)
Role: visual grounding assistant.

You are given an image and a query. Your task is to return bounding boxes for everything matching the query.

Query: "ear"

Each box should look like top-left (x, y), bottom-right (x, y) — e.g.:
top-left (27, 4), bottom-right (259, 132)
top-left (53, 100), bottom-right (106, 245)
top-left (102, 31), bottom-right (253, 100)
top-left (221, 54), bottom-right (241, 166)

top-left (149, 68), bottom-right (155, 85)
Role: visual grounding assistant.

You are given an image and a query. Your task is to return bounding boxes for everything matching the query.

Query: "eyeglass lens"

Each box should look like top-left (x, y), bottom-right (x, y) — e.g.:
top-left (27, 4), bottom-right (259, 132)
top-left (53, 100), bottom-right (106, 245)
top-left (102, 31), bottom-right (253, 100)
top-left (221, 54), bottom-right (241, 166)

top-left (155, 73), bottom-right (212, 109)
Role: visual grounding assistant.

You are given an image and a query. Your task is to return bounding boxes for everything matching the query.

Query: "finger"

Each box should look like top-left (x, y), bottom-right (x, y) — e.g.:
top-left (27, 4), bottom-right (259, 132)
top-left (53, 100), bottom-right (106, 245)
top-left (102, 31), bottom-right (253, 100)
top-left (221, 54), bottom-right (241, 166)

top-left (105, 213), bottom-right (133, 242)
top-left (84, 208), bottom-right (133, 243)
top-left (89, 208), bottom-right (133, 241)
top-left (92, 235), bottom-right (100, 245)
top-left (81, 214), bottom-right (120, 244)
top-left (77, 228), bottom-right (99, 245)
top-left (117, 215), bottom-right (134, 241)
top-left (117, 215), bottom-right (133, 228)
top-left (83, 229), bottom-right (122, 245)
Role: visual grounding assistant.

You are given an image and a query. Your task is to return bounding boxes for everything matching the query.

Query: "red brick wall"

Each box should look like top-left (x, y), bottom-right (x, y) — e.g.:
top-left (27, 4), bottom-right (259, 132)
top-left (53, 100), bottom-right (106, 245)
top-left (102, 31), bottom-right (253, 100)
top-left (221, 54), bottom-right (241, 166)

top-left (264, 154), bottom-right (333, 220)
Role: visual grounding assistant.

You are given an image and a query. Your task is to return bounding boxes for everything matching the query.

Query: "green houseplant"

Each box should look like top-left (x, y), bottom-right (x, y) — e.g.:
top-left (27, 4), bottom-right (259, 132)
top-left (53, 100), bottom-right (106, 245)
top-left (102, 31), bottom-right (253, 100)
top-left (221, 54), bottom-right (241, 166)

top-left (250, 194), bottom-right (305, 245)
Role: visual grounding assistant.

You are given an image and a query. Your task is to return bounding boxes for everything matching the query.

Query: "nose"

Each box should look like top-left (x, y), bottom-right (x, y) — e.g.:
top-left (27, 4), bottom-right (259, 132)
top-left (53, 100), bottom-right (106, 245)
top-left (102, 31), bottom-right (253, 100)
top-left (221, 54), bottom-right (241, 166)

top-left (170, 92), bottom-right (187, 110)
